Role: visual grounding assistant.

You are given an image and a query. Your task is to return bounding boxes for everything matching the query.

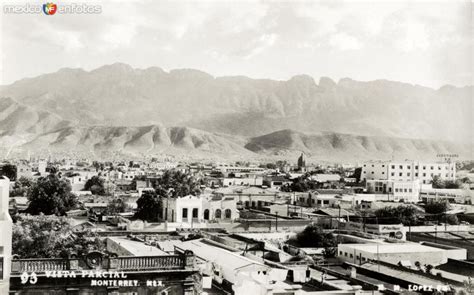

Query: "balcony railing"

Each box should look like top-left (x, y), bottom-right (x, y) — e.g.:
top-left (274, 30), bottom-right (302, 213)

top-left (11, 254), bottom-right (194, 274)
top-left (11, 258), bottom-right (69, 273)
top-left (111, 256), bottom-right (185, 271)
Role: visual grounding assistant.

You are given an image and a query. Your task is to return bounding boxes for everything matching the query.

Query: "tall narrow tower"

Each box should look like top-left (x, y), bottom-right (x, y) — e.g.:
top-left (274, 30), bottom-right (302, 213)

top-left (297, 152), bottom-right (306, 172)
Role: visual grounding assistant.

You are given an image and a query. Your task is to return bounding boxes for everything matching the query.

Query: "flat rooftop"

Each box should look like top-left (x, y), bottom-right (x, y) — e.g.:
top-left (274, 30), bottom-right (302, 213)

top-left (108, 237), bottom-right (168, 256)
top-left (340, 242), bottom-right (445, 254)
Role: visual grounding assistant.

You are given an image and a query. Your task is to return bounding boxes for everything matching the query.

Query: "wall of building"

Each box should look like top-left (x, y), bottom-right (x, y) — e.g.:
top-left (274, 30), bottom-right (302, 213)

top-left (362, 161), bottom-right (456, 184)
top-left (169, 195), bottom-right (203, 223)
top-left (342, 221), bottom-right (406, 240)
top-left (366, 179), bottom-right (420, 202)
top-left (0, 177), bottom-right (12, 294)
top-left (337, 244), bottom-right (447, 266)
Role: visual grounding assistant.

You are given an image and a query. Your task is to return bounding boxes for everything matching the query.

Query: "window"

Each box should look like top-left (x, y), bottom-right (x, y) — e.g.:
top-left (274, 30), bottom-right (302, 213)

top-left (431, 166), bottom-right (434, 170)
top-left (344, 252), bottom-right (348, 257)
top-left (382, 165), bottom-right (385, 167)
top-left (415, 166), bottom-right (418, 169)
top-left (423, 173), bottom-right (426, 177)
top-left (438, 166), bottom-right (441, 170)
top-left (404, 189), bottom-right (407, 192)
top-left (423, 166), bottom-right (426, 170)
top-left (391, 165), bottom-right (395, 169)
top-left (0, 257), bottom-right (3, 280)
top-left (407, 173), bottom-right (411, 177)
top-left (415, 173), bottom-right (418, 177)
top-left (339, 251), bottom-right (343, 256)
top-left (399, 165), bottom-right (403, 169)
top-left (371, 171), bottom-right (374, 174)
top-left (215, 209), bottom-right (222, 219)
top-left (225, 209), bottom-right (232, 219)
top-left (391, 172), bottom-right (395, 176)
top-left (182, 208), bottom-right (188, 219)
top-left (399, 173), bottom-right (403, 176)
top-left (409, 189), bottom-right (412, 193)
top-left (350, 254), bottom-right (353, 258)
top-left (407, 166), bottom-right (411, 169)
top-left (382, 172), bottom-right (385, 174)
top-left (192, 208), bottom-right (198, 218)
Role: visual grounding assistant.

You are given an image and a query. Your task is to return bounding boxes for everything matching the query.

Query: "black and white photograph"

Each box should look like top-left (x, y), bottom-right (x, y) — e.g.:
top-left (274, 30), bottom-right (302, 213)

top-left (0, 0), bottom-right (473, 294)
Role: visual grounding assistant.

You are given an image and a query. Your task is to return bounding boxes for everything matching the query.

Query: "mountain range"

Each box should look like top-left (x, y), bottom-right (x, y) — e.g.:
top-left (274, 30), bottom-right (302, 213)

top-left (0, 63), bottom-right (472, 161)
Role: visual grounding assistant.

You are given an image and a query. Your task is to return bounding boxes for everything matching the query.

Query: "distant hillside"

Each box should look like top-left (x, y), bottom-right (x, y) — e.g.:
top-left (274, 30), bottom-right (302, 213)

top-left (0, 63), bottom-right (471, 141)
top-left (18, 125), bottom-right (253, 157)
top-left (4, 126), bottom-right (469, 161)
top-left (0, 63), bottom-right (471, 160)
top-left (245, 129), bottom-right (471, 161)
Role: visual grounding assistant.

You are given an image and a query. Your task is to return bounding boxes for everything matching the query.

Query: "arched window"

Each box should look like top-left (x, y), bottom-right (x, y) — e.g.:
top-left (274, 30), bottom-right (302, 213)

top-left (203, 209), bottom-right (210, 220)
top-left (215, 209), bottom-right (222, 219)
top-left (245, 201), bottom-right (250, 208)
top-left (224, 209), bottom-right (231, 219)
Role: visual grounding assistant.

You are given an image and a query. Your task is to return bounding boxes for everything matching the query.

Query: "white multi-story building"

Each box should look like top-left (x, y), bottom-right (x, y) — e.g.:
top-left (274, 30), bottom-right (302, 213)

top-left (366, 179), bottom-right (421, 202)
top-left (362, 160), bottom-right (456, 185)
top-left (0, 177), bottom-right (12, 293)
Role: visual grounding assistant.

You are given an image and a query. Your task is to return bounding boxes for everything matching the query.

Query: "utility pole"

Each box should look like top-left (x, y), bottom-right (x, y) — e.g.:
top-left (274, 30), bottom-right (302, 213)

top-left (337, 205), bottom-right (341, 244)
top-left (275, 211), bottom-right (278, 232)
top-left (377, 243), bottom-right (380, 272)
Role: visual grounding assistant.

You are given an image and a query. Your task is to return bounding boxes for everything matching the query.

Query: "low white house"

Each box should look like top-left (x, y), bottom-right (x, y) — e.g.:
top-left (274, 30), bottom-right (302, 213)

top-left (337, 242), bottom-right (464, 267)
top-left (164, 195), bottom-right (203, 223)
top-left (164, 194), bottom-right (237, 224)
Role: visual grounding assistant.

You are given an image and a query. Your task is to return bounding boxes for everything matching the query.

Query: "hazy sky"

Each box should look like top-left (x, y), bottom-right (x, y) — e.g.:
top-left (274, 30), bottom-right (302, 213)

top-left (0, 0), bottom-right (472, 88)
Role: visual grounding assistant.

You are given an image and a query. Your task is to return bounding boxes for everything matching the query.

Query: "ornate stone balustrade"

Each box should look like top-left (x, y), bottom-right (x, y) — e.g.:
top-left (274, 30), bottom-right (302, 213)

top-left (11, 253), bottom-right (194, 274)
top-left (110, 256), bottom-right (185, 271)
top-left (11, 258), bottom-right (70, 273)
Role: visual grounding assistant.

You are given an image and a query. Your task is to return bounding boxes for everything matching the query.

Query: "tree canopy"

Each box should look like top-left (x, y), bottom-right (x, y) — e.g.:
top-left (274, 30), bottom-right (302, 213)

top-left (10, 176), bottom-right (33, 197)
top-left (424, 200), bottom-right (459, 224)
top-left (374, 205), bottom-right (421, 225)
top-left (134, 190), bottom-right (162, 222)
top-left (12, 214), bottom-right (104, 258)
top-left (288, 224), bottom-right (337, 257)
top-left (431, 175), bottom-right (462, 189)
top-left (152, 170), bottom-right (201, 198)
top-left (1, 163), bottom-right (17, 181)
top-left (425, 201), bottom-right (450, 215)
top-left (105, 198), bottom-right (129, 215)
top-left (84, 175), bottom-right (106, 195)
top-left (281, 174), bottom-right (320, 192)
top-left (26, 173), bottom-right (78, 216)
